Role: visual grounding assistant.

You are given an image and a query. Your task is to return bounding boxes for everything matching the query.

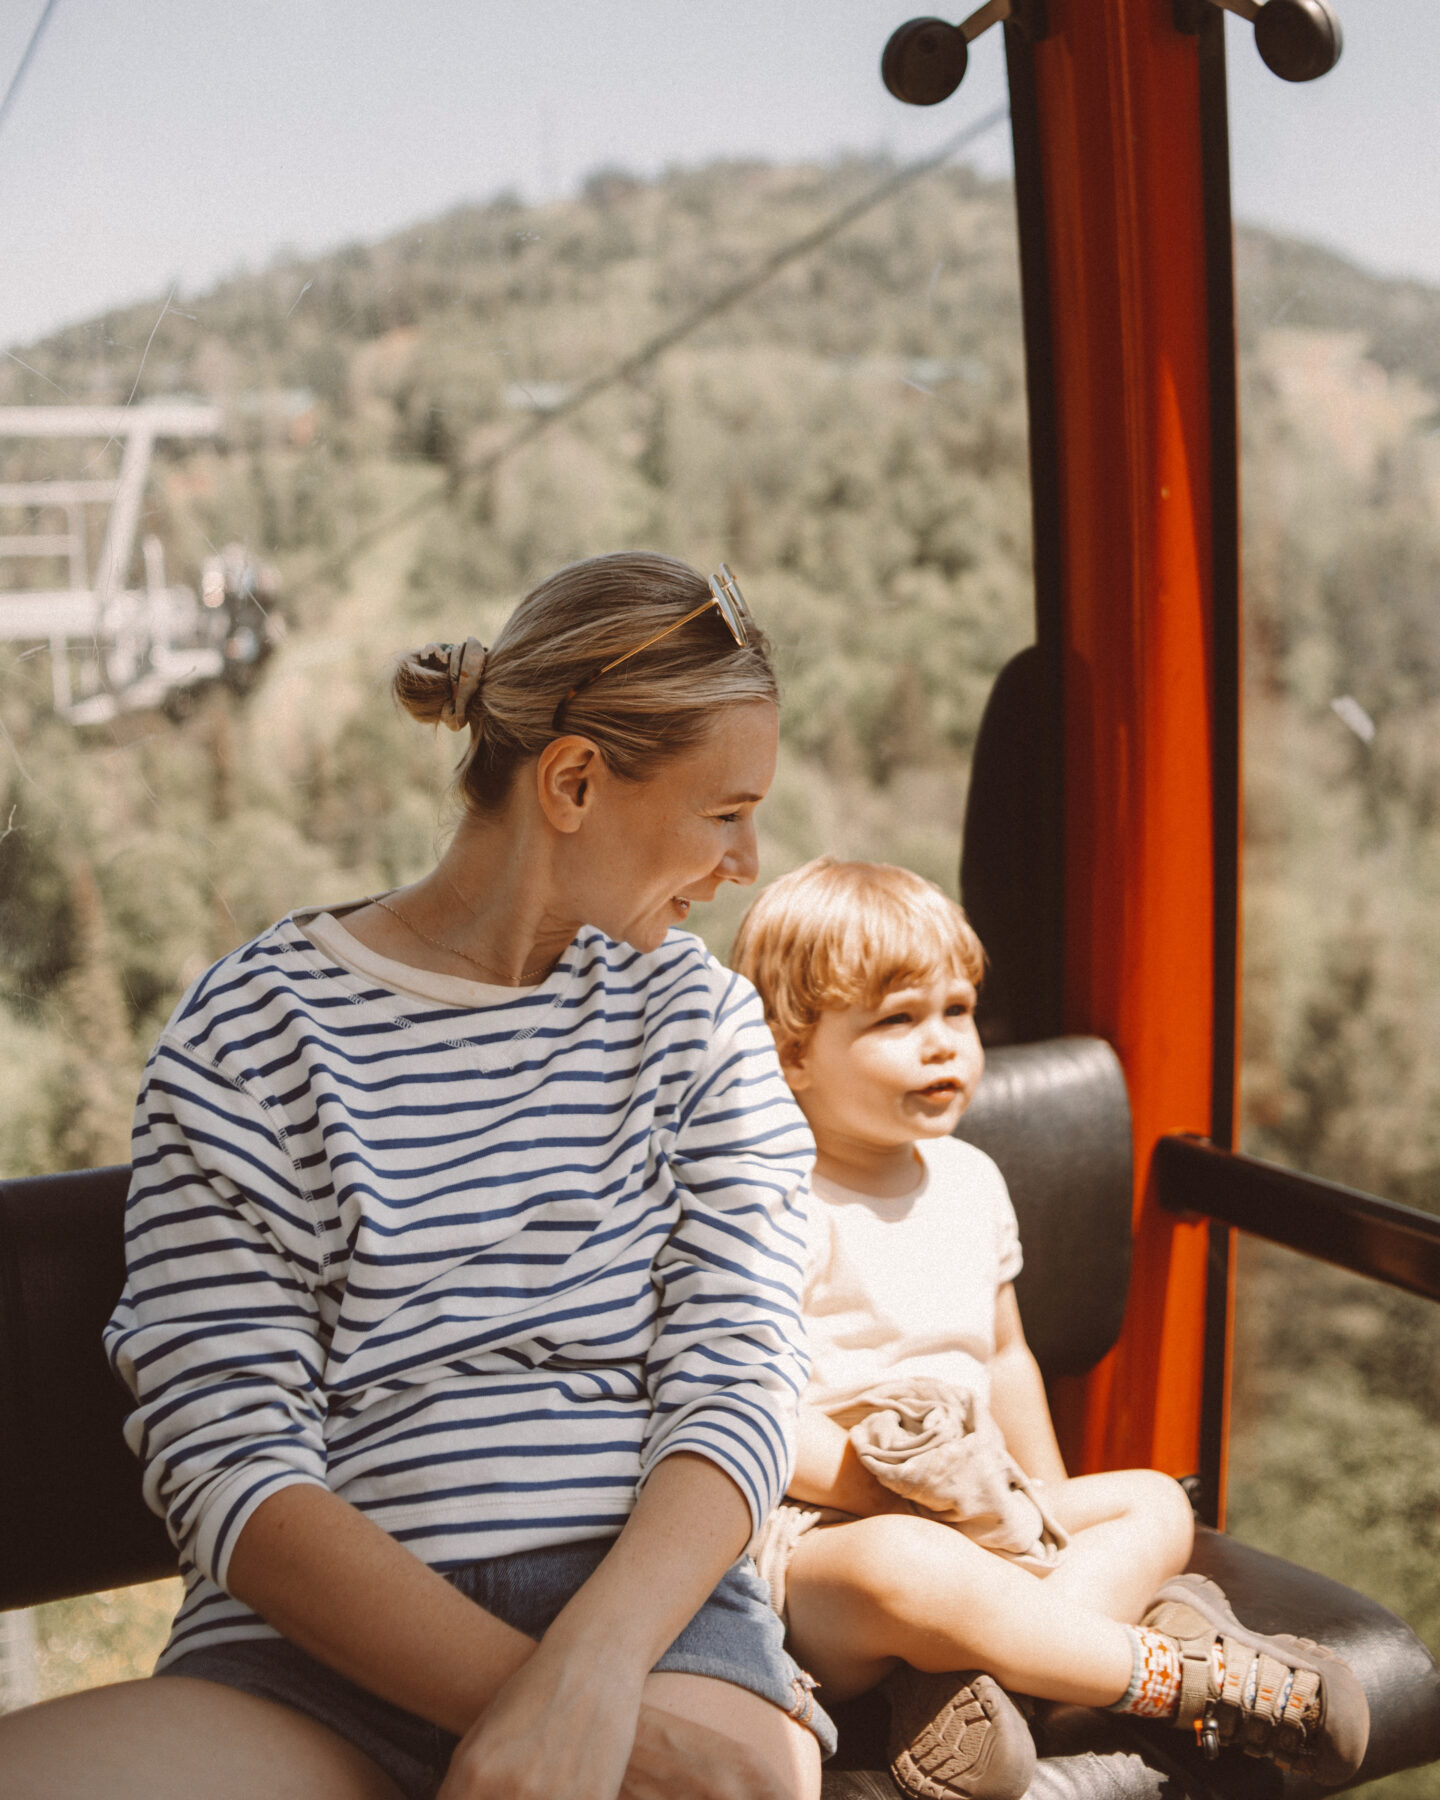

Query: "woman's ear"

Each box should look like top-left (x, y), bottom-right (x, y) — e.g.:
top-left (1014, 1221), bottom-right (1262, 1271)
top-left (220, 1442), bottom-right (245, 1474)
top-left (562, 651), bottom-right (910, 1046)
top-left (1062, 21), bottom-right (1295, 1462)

top-left (536, 736), bottom-right (600, 834)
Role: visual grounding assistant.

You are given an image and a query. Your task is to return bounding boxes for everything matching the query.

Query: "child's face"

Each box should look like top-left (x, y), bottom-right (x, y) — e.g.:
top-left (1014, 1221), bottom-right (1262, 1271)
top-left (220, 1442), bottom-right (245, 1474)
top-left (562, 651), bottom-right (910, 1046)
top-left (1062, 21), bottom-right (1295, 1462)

top-left (784, 969), bottom-right (983, 1156)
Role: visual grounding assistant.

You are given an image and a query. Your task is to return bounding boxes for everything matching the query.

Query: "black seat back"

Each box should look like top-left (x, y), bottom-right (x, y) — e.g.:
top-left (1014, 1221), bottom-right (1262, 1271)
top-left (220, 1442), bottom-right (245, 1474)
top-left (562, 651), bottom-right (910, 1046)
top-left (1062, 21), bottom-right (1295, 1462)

top-left (956, 1035), bottom-right (1132, 1378)
top-left (0, 1167), bottom-right (176, 1610)
top-left (960, 643), bottom-right (1066, 1048)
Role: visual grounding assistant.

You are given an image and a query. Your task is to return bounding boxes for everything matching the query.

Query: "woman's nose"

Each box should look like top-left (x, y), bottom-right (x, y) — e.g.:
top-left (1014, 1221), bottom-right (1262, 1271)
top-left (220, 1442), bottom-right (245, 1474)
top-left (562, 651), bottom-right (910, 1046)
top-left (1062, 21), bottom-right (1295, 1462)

top-left (721, 820), bottom-right (760, 885)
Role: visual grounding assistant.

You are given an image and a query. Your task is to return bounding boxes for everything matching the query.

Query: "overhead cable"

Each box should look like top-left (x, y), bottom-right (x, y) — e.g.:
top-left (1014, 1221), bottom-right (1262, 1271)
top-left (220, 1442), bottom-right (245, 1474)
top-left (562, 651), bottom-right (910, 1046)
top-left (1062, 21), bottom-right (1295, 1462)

top-left (0, 0), bottom-right (61, 146)
top-left (289, 100), bottom-right (1010, 601)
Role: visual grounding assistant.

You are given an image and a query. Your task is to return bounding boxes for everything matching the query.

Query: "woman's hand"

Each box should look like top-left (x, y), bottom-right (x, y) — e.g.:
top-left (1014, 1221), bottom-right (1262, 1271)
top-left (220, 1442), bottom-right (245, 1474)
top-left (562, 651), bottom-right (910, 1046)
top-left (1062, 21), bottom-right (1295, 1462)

top-left (437, 1634), bottom-right (645, 1800)
top-left (437, 1454), bottom-right (805, 1800)
top-left (437, 1645), bottom-right (798, 1800)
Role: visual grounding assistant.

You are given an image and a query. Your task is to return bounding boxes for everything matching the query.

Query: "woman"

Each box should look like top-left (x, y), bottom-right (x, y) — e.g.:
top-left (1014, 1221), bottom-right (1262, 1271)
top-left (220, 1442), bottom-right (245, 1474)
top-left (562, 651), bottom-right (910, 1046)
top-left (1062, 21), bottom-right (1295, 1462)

top-left (0, 554), bottom-right (831, 1800)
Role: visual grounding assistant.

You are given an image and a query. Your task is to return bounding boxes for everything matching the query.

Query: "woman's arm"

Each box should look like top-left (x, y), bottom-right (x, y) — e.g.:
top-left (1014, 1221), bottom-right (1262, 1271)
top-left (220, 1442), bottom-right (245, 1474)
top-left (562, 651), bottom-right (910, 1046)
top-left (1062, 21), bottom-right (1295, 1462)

top-left (229, 1458), bottom-right (794, 1800)
top-left (440, 1452), bottom-right (758, 1800)
top-left (642, 975), bottom-right (817, 1535)
top-left (104, 1046), bottom-right (340, 1583)
top-left (784, 1402), bottom-right (910, 1515)
top-left (987, 1283), bottom-right (1068, 1485)
top-left (225, 1482), bottom-right (531, 1734)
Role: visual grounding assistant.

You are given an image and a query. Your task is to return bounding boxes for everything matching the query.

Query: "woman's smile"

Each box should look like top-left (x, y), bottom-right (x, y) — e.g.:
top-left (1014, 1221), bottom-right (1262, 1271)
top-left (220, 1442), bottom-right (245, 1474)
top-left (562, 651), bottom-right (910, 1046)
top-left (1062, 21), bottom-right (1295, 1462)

top-left (581, 699), bottom-right (778, 952)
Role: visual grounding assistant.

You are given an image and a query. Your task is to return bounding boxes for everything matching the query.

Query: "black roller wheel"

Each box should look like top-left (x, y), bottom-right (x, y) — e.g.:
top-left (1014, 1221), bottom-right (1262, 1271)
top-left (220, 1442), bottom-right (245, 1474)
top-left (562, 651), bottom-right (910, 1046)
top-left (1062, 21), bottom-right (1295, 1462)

top-left (1254, 0), bottom-right (1343, 82)
top-left (881, 17), bottom-right (969, 106)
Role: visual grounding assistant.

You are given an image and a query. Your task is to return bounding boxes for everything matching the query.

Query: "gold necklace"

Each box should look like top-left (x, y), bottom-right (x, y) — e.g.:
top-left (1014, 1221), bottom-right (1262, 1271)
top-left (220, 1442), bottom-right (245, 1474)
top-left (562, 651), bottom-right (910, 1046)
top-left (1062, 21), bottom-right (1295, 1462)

top-left (372, 896), bottom-right (557, 986)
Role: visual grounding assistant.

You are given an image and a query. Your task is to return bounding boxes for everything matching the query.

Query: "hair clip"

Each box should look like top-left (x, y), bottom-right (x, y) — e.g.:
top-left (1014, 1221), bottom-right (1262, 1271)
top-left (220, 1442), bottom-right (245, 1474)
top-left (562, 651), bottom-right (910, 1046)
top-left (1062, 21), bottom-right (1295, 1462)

top-left (416, 638), bottom-right (488, 731)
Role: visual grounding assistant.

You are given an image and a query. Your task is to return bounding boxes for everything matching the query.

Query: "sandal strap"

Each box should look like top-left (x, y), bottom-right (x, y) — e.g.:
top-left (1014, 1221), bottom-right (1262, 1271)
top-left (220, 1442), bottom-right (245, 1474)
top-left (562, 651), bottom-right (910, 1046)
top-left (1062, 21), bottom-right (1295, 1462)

top-left (1214, 1640), bottom-right (1323, 1765)
top-left (1219, 1637), bottom-right (1249, 1713)
top-left (1284, 1667), bottom-right (1323, 1737)
top-left (1175, 1642), bottom-right (1213, 1728)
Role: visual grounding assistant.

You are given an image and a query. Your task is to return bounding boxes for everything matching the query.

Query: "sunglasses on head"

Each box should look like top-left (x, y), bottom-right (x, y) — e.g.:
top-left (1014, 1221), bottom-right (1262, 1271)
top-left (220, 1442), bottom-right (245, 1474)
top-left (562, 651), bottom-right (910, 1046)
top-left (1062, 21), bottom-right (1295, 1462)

top-left (552, 565), bottom-right (752, 731)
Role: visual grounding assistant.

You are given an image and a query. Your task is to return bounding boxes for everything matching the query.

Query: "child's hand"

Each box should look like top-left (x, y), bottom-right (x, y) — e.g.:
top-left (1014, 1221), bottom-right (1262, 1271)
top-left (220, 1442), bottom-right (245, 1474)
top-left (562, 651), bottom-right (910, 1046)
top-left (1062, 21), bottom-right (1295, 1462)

top-left (789, 1403), bottom-right (917, 1516)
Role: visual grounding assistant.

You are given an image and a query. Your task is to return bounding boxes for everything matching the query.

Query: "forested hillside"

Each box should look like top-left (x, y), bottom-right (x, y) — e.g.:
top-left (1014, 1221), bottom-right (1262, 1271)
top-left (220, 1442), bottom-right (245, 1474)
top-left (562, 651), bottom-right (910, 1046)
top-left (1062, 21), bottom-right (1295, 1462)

top-left (1, 157), bottom-right (1436, 1785)
top-left (0, 158), bottom-right (1033, 1171)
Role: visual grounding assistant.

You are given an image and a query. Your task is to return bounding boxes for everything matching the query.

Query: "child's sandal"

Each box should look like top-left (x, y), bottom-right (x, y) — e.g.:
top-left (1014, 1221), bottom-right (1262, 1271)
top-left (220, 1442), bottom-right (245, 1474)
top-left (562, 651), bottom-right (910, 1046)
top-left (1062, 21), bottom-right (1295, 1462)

top-left (1143, 1574), bottom-right (1370, 1787)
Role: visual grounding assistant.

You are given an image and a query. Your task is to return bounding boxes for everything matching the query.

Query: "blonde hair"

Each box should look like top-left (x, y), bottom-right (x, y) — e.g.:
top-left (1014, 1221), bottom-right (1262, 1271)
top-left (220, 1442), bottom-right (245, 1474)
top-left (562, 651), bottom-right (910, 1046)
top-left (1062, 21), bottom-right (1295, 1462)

top-left (393, 552), bottom-right (777, 812)
top-left (731, 857), bottom-right (985, 1063)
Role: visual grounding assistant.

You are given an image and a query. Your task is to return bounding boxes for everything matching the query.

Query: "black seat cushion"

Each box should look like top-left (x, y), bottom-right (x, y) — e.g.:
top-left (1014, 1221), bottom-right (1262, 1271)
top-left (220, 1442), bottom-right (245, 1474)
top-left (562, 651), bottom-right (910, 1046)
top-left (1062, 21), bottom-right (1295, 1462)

top-left (1185, 1526), bottom-right (1440, 1792)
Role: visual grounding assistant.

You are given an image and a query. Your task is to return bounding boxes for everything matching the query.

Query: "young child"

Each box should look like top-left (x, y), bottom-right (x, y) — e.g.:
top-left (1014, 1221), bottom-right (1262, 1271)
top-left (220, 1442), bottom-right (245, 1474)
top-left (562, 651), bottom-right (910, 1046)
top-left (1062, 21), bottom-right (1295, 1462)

top-left (733, 857), bottom-right (1369, 1800)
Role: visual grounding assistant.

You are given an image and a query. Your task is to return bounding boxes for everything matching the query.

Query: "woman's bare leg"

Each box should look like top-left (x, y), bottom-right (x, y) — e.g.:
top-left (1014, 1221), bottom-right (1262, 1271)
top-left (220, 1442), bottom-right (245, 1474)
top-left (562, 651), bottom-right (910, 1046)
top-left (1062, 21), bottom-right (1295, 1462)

top-left (643, 1673), bottom-right (821, 1800)
top-left (0, 1676), bottom-right (404, 1800)
top-left (1040, 1469), bottom-right (1194, 1621)
top-left (0, 1671), bottom-right (820, 1800)
top-left (784, 1513), bottom-right (1137, 1705)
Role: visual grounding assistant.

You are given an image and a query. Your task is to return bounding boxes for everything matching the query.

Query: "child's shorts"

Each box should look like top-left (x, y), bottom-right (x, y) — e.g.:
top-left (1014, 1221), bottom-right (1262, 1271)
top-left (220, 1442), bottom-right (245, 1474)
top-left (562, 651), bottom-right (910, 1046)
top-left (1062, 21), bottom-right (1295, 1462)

top-left (751, 1500), bottom-right (848, 1623)
top-left (158, 1537), bottom-right (835, 1799)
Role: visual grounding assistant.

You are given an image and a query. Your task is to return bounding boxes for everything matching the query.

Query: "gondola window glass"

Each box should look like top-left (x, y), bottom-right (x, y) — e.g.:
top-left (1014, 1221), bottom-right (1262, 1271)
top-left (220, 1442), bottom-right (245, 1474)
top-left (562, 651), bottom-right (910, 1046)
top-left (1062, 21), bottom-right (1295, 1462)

top-left (1228, 0), bottom-right (1440, 1684)
top-left (0, 7), bottom-right (1032, 1702)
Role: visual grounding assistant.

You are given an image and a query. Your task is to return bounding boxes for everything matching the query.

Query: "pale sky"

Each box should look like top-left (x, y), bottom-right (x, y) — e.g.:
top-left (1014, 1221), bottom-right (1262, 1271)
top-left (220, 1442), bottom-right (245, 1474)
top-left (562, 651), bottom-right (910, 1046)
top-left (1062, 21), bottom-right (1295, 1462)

top-left (0, 0), bottom-right (1435, 354)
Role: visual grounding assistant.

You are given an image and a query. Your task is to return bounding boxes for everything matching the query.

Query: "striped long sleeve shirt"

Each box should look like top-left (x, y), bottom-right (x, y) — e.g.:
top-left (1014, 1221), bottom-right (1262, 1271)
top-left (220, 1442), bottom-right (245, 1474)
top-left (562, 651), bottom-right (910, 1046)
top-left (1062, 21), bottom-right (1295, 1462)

top-left (103, 913), bottom-right (814, 1664)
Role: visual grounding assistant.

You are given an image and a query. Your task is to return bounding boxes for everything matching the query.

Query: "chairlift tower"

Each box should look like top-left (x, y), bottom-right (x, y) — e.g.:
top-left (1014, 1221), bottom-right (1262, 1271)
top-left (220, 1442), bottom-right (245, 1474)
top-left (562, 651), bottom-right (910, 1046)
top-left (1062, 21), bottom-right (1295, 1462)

top-left (0, 403), bottom-right (275, 725)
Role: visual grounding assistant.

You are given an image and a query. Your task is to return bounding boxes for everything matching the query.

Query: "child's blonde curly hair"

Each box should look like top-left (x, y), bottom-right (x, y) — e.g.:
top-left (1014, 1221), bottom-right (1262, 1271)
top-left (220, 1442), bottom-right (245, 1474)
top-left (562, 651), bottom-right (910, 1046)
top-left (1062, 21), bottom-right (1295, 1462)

top-left (731, 856), bottom-right (986, 1064)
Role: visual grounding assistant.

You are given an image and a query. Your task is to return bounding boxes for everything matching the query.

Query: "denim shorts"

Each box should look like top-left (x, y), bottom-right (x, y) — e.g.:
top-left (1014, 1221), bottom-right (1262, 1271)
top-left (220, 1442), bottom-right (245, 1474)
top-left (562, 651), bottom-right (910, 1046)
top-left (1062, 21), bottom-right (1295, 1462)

top-left (159, 1538), bottom-right (836, 1799)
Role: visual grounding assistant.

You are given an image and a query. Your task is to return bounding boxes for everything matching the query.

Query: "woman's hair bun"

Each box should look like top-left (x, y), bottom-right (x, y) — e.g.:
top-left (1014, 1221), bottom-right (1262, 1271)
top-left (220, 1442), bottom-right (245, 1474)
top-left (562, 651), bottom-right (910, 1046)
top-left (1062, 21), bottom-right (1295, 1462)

top-left (393, 638), bottom-right (488, 732)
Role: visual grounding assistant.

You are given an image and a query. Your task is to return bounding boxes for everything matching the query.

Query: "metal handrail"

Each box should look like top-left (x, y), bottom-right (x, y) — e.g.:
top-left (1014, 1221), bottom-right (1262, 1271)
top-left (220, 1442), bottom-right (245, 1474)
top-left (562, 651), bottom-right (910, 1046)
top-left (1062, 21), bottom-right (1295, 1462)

top-left (1155, 1134), bottom-right (1440, 1303)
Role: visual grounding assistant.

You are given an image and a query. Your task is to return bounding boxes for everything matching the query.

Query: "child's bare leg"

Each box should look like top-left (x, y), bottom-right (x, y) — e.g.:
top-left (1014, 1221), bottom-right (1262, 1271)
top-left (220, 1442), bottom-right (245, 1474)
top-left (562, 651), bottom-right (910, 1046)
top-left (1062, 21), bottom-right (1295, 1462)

top-left (785, 1509), bottom-right (1368, 1788)
top-left (784, 1513), bottom-right (1134, 1705)
top-left (1039, 1469), bottom-right (1194, 1622)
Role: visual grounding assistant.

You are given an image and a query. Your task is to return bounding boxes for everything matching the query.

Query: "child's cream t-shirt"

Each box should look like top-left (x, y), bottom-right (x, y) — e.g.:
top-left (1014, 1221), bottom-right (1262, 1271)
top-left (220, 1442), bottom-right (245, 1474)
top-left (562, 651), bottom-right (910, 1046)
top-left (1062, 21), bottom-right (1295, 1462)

top-left (803, 1134), bottom-right (1022, 1414)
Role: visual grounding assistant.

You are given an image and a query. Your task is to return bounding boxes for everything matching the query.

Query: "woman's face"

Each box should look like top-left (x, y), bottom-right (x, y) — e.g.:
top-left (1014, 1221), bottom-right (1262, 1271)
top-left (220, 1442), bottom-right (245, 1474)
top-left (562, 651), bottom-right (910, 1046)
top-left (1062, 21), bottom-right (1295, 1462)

top-left (573, 699), bottom-right (778, 952)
